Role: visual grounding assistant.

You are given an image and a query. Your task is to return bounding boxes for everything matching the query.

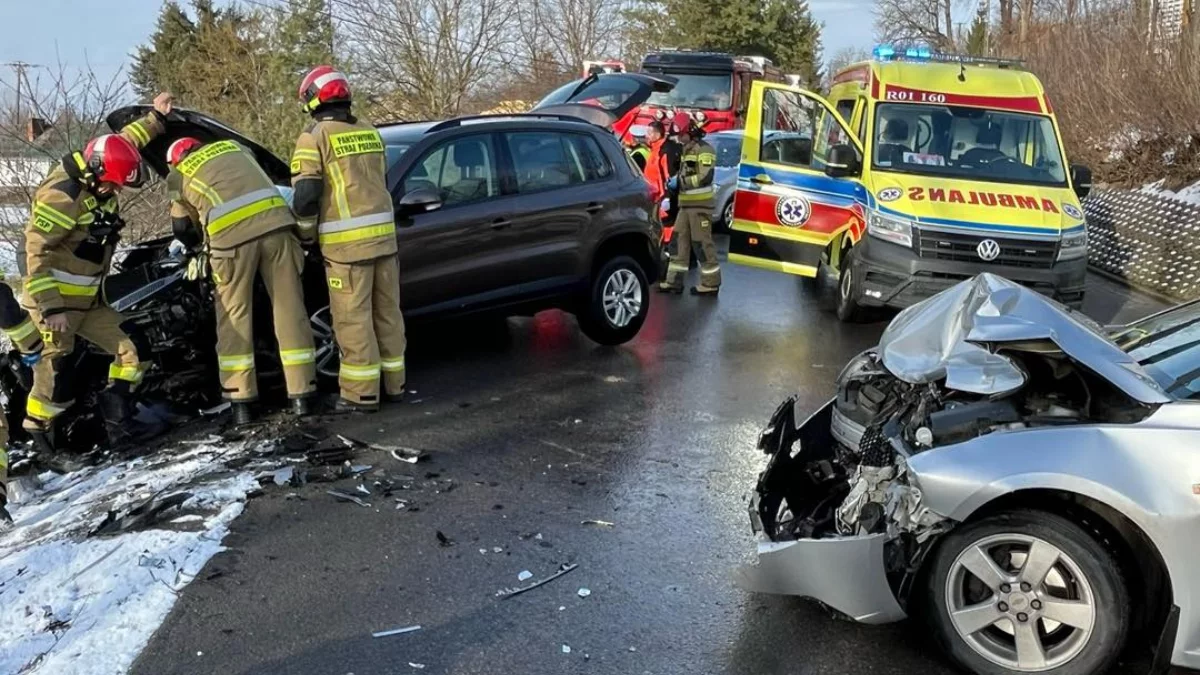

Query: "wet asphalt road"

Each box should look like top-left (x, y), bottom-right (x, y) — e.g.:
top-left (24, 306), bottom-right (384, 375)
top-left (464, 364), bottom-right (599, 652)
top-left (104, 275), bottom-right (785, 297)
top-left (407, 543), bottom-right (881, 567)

top-left (131, 260), bottom-right (1167, 675)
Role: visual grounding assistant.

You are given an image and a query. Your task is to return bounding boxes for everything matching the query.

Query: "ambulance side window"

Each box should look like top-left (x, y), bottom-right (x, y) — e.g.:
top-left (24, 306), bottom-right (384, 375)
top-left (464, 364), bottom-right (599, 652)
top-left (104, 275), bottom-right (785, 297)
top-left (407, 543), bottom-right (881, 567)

top-left (759, 88), bottom-right (816, 169)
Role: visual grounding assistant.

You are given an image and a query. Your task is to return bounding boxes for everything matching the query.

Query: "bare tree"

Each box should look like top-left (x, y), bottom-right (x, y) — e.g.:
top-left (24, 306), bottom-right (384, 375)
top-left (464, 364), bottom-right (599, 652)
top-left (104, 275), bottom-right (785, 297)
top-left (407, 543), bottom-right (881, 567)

top-left (874, 0), bottom-right (959, 49)
top-left (338, 0), bottom-right (519, 120)
top-left (0, 62), bottom-right (171, 273)
top-left (516, 0), bottom-right (625, 75)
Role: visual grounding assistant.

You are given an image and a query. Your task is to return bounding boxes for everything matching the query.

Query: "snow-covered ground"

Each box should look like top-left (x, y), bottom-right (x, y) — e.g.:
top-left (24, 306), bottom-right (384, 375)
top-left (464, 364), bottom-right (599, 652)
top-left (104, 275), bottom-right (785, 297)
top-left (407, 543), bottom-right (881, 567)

top-left (0, 440), bottom-right (269, 674)
top-left (1139, 179), bottom-right (1200, 206)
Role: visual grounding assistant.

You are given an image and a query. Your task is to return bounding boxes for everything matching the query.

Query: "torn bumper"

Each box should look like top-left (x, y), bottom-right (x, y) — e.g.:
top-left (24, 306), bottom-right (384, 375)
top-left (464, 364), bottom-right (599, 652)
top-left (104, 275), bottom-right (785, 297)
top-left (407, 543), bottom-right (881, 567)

top-left (736, 397), bottom-right (907, 624)
top-left (734, 533), bottom-right (907, 624)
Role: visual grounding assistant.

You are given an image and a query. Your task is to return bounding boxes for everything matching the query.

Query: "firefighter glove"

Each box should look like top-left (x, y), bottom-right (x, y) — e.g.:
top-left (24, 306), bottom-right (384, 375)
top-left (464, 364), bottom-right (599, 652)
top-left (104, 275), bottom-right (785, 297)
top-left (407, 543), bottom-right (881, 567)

top-left (185, 252), bottom-right (209, 281)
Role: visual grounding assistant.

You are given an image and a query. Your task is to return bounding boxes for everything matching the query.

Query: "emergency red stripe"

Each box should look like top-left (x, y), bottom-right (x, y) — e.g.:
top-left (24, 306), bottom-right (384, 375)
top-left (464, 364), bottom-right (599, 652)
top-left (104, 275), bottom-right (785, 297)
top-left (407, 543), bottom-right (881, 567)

top-left (734, 190), bottom-right (862, 236)
top-left (882, 85), bottom-right (1044, 114)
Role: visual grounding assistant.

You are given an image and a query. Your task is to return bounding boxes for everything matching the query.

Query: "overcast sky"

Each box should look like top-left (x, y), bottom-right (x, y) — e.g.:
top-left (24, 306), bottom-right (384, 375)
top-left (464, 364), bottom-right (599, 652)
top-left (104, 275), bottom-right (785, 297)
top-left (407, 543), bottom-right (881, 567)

top-left (0, 0), bottom-right (880, 98)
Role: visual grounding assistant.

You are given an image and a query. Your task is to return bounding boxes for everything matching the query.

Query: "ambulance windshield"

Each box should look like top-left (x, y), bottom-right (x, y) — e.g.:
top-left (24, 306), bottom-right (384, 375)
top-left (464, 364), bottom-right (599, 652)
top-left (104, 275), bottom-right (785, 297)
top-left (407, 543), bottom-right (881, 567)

top-left (872, 103), bottom-right (1067, 187)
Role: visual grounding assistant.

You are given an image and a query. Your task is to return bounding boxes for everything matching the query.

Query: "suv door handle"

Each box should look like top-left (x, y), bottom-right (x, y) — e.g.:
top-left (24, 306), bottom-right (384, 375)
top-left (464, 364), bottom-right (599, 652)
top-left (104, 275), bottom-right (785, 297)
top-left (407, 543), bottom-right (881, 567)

top-left (490, 218), bottom-right (512, 230)
top-left (585, 202), bottom-right (603, 214)
top-left (750, 174), bottom-right (774, 185)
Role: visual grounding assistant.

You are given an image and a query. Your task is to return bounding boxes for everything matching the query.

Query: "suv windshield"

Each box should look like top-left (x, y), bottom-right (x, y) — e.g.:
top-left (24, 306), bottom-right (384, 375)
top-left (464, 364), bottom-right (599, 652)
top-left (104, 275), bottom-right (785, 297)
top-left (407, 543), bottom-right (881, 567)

top-left (1117, 301), bottom-right (1200, 400)
top-left (872, 103), bottom-right (1067, 187)
top-left (646, 73), bottom-right (733, 110)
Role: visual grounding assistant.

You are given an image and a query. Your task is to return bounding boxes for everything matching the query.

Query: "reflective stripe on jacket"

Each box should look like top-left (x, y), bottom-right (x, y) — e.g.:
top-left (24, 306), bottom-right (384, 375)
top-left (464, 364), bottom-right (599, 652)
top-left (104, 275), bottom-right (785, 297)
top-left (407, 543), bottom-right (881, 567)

top-left (291, 118), bottom-right (397, 264)
top-left (677, 139), bottom-right (716, 207)
top-left (168, 140), bottom-right (296, 251)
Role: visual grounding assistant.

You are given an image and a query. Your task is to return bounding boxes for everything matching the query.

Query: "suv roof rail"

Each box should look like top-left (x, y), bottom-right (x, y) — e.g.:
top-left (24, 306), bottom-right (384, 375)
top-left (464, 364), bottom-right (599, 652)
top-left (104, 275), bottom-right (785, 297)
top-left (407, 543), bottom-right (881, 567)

top-left (424, 113), bottom-right (588, 134)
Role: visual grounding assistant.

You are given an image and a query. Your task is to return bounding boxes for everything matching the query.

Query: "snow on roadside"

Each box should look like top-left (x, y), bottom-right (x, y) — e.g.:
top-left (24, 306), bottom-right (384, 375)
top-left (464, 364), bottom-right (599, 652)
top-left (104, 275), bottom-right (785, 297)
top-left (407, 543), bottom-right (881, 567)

top-left (0, 441), bottom-right (268, 675)
top-left (1139, 179), bottom-right (1200, 207)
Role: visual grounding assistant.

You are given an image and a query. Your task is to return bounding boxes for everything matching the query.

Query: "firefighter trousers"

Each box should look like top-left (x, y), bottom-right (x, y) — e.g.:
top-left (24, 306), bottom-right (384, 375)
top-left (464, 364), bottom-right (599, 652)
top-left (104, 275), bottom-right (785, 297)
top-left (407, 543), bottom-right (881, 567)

top-left (664, 206), bottom-right (721, 289)
top-left (210, 230), bottom-right (316, 402)
top-left (22, 305), bottom-right (141, 431)
top-left (325, 255), bottom-right (406, 404)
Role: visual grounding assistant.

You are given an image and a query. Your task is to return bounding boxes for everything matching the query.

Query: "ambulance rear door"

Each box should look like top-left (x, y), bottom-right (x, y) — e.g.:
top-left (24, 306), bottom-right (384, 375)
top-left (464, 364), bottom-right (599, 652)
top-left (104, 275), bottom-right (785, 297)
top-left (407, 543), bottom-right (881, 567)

top-left (730, 82), bottom-right (867, 277)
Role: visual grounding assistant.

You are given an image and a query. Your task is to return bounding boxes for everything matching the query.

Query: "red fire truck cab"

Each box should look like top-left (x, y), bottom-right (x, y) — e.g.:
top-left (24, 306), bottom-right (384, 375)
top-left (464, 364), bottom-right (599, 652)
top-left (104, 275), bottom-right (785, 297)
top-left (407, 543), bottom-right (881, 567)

top-left (635, 50), bottom-right (784, 133)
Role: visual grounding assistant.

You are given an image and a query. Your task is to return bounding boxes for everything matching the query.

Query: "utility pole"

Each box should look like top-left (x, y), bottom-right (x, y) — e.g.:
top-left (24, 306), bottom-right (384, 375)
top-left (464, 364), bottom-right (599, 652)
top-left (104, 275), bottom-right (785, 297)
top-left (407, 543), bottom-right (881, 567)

top-left (2, 61), bottom-right (38, 127)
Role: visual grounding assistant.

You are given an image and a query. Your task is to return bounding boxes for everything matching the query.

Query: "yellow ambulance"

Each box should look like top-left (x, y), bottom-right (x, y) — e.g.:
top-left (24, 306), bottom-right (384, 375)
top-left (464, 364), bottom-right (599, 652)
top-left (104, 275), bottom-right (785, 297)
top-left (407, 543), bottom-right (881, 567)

top-left (729, 46), bottom-right (1092, 320)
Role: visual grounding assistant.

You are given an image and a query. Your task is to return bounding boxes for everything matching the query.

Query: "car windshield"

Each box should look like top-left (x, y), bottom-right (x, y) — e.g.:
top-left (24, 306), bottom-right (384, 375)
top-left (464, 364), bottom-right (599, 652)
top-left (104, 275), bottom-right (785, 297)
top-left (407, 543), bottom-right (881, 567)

top-left (713, 135), bottom-right (741, 167)
top-left (646, 73), bottom-right (733, 110)
top-left (872, 103), bottom-right (1067, 187)
top-left (385, 143), bottom-right (411, 168)
top-left (1117, 301), bottom-right (1200, 400)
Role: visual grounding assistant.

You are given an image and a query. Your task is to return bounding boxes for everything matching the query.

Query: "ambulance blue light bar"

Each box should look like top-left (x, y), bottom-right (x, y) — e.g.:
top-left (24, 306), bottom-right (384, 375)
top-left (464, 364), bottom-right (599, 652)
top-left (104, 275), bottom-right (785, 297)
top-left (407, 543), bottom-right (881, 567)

top-left (872, 43), bottom-right (1025, 69)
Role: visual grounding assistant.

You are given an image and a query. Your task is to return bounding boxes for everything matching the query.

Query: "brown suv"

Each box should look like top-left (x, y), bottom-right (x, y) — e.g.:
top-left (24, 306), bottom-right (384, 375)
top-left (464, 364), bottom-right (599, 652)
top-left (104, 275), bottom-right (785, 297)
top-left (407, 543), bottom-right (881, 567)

top-left (109, 74), bottom-right (668, 348)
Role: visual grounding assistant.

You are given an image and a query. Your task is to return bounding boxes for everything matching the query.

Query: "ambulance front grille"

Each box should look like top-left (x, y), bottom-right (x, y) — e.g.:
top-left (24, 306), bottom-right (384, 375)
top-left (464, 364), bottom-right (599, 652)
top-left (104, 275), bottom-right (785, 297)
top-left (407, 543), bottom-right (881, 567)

top-left (915, 229), bottom-right (1059, 269)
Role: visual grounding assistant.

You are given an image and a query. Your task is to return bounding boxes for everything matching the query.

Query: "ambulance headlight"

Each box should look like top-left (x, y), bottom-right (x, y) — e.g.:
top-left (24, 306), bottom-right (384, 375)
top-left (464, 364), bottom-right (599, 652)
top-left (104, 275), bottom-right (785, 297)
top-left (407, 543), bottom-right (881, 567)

top-left (867, 210), bottom-right (913, 247)
top-left (1058, 230), bottom-right (1088, 261)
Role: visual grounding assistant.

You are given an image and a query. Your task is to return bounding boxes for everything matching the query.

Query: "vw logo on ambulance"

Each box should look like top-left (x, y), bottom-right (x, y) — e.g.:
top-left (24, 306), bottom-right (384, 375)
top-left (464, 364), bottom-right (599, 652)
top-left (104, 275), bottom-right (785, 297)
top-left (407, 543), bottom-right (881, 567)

top-left (976, 239), bottom-right (1001, 261)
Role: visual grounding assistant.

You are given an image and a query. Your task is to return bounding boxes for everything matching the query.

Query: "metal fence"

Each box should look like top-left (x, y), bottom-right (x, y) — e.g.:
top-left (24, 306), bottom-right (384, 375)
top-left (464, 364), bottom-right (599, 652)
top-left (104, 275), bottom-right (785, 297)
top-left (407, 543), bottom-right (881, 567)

top-left (1084, 188), bottom-right (1200, 300)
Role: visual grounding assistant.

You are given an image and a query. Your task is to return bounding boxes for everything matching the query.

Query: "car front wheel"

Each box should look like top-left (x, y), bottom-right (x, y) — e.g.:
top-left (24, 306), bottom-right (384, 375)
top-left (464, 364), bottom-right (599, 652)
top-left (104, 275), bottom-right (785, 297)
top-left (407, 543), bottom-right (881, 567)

top-left (578, 255), bottom-right (649, 346)
top-left (925, 509), bottom-right (1129, 675)
top-left (836, 246), bottom-right (865, 322)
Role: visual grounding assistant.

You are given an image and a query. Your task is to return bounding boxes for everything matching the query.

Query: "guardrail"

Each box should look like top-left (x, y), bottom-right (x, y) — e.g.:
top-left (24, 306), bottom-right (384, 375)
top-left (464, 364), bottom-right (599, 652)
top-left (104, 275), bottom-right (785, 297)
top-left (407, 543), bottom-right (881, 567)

top-left (1084, 188), bottom-right (1200, 301)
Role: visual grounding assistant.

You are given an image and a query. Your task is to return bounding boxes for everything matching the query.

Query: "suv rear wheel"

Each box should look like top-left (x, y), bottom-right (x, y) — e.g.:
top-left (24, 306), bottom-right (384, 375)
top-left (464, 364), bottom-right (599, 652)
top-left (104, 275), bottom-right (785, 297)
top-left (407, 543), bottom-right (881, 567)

top-left (579, 255), bottom-right (649, 346)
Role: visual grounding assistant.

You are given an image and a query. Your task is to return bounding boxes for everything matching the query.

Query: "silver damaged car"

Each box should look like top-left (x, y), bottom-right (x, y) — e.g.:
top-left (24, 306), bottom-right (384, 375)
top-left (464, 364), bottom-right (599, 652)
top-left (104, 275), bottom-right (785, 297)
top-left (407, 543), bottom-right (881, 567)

top-left (737, 273), bottom-right (1200, 675)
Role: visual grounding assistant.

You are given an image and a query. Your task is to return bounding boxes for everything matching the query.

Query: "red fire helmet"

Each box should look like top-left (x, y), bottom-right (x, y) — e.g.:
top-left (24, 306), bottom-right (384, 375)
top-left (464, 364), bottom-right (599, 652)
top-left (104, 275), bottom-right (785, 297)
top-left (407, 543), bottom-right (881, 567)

top-left (166, 137), bottom-right (204, 166)
top-left (298, 65), bottom-right (351, 111)
top-left (83, 134), bottom-right (147, 188)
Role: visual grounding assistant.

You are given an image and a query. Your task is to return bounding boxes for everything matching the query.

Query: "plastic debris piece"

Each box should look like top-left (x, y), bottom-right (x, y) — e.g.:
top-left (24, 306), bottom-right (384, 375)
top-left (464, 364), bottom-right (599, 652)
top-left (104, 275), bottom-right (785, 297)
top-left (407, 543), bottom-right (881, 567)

top-left (534, 533), bottom-right (543, 540)
top-left (577, 588), bottom-right (591, 598)
top-left (517, 570), bottom-right (533, 581)
top-left (383, 446), bottom-right (428, 464)
top-left (327, 490), bottom-right (371, 508)
top-left (559, 606), bottom-right (566, 611)
top-left (492, 547), bottom-right (503, 553)
top-left (408, 664), bottom-right (426, 670)
top-left (581, 519), bottom-right (614, 528)
top-left (562, 645), bottom-right (571, 654)
top-left (372, 625), bottom-right (421, 638)
top-left (350, 464), bottom-right (373, 474)
top-left (495, 563), bottom-right (579, 599)
top-left (356, 484), bottom-right (372, 496)
top-left (479, 549), bottom-right (488, 554)
top-left (273, 466), bottom-right (295, 486)
top-left (436, 530), bottom-right (455, 547)
top-left (201, 402), bottom-right (231, 416)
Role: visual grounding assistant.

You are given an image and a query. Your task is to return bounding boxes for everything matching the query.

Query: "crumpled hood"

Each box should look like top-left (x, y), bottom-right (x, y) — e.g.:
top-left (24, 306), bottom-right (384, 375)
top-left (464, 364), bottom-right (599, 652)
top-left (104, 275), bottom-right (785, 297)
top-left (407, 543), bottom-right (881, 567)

top-left (878, 273), bottom-right (1170, 403)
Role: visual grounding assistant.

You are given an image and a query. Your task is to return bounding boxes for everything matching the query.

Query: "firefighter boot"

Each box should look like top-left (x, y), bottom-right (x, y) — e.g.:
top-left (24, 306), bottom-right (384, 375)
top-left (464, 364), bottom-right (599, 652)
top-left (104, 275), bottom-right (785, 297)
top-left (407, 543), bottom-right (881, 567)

top-left (691, 284), bottom-right (720, 296)
top-left (382, 390), bottom-right (406, 404)
top-left (291, 396), bottom-right (312, 417)
top-left (99, 382), bottom-right (163, 449)
top-left (28, 423), bottom-right (85, 474)
top-left (232, 402), bottom-right (254, 426)
top-left (327, 394), bottom-right (379, 415)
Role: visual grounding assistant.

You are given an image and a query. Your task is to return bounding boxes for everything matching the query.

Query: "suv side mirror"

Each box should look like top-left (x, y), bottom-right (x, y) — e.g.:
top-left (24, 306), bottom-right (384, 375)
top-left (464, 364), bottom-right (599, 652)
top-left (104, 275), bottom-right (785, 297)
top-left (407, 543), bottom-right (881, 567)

top-left (1070, 164), bottom-right (1092, 200)
top-left (824, 144), bottom-right (859, 178)
top-left (396, 186), bottom-right (443, 220)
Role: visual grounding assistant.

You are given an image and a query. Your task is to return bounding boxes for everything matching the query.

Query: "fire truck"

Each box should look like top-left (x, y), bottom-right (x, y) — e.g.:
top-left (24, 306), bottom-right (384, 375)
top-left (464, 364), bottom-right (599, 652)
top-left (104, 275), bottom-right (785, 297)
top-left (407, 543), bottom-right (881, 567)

top-left (635, 50), bottom-right (786, 133)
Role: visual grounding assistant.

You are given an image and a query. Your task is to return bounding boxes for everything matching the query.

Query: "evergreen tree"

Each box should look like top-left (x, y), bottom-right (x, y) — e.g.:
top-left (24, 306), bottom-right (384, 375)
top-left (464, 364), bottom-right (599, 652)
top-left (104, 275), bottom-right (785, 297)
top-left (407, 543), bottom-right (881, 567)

top-left (966, 8), bottom-right (989, 56)
top-left (621, 0), bottom-right (823, 89)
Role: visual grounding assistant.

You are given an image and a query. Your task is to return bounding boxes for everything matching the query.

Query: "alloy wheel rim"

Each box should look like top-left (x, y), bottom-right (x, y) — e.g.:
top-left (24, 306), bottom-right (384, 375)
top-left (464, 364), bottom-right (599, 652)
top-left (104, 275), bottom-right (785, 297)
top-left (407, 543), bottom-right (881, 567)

top-left (310, 306), bottom-right (340, 379)
top-left (945, 533), bottom-right (1096, 672)
top-left (602, 269), bottom-right (643, 328)
top-left (840, 266), bottom-right (852, 300)
top-left (724, 201), bottom-right (734, 225)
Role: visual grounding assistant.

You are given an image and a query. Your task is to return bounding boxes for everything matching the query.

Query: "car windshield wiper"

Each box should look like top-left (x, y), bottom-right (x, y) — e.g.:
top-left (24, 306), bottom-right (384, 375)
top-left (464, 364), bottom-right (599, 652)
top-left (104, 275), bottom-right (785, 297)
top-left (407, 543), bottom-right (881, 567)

top-left (1163, 362), bottom-right (1200, 398)
top-left (1122, 314), bottom-right (1200, 353)
top-left (564, 73), bottom-right (599, 102)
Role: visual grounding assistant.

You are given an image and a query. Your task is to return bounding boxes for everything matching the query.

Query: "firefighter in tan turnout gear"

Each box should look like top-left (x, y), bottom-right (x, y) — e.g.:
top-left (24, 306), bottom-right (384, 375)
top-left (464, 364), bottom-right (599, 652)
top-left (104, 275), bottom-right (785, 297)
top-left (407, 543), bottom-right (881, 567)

top-left (291, 66), bottom-right (405, 413)
top-left (20, 92), bottom-right (174, 453)
top-left (659, 111), bottom-right (721, 296)
top-left (166, 136), bottom-right (318, 425)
